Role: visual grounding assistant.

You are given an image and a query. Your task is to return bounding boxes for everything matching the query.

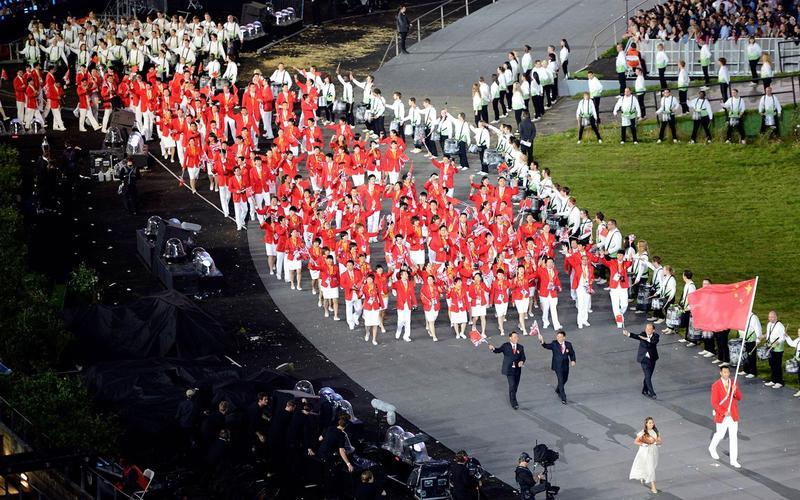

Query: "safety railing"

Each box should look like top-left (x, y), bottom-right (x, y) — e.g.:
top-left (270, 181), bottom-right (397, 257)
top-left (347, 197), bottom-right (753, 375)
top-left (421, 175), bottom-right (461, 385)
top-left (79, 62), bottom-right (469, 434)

top-left (0, 39), bottom-right (25, 64)
top-left (628, 37), bottom-right (800, 78)
top-left (378, 0), bottom-right (498, 69)
top-left (582, 0), bottom-right (658, 67)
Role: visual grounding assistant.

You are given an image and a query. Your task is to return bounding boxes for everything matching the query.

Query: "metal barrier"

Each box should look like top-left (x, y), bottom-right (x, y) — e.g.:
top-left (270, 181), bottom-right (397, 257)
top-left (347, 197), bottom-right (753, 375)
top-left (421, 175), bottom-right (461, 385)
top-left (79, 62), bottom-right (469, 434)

top-left (582, 0), bottom-right (659, 67)
top-left (629, 37), bottom-right (800, 78)
top-left (0, 39), bottom-right (25, 64)
top-left (378, 0), bottom-right (498, 69)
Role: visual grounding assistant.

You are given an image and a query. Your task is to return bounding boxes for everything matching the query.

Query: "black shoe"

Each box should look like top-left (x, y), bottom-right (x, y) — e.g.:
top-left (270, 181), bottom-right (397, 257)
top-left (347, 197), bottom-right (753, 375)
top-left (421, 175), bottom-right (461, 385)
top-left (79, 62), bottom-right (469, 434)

top-left (512, 404), bottom-right (519, 410)
top-left (561, 400), bottom-right (567, 405)
top-left (649, 393), bottom-right (657, 400)
top-left (555, 388), bottom-right (559, 394)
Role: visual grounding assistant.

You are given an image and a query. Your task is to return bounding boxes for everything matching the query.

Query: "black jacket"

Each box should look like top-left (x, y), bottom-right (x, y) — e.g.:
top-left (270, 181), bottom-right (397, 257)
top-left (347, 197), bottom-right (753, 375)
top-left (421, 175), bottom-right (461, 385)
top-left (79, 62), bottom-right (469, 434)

top-left (396, 12), bottom-right (410, 33)
top-left (541, 340), bottom-right (576, 372)
top-left (493, 342), bottom-right (526, 375)
top-left (629, 332), bottom-right (659, 363)
top-left (449, 462), bottom-right (477, 499)
top-left (515, 465), bottom-right (546, 499)
top-left (519, 118), bottom-right (536, 143)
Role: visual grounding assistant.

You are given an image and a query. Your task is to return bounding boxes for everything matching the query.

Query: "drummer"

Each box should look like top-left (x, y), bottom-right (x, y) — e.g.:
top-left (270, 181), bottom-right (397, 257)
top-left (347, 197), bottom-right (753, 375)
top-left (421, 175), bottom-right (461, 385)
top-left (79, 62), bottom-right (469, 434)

top-left (764, 311), bottom-right (787, 389)
top-left (665, 269), bottom-right (695, 337)
top-left (648, 265), bottom-right (675, 324)
top-left (785, 330), bottom-right (800, 397)
top-left (737, 312), bottom-right (762, 379)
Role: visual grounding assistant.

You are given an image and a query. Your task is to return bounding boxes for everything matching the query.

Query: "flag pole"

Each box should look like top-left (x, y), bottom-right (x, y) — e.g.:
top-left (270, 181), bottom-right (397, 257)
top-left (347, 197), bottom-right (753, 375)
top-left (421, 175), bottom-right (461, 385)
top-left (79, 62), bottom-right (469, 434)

top-left (726, 276), bottom-right (758, 414)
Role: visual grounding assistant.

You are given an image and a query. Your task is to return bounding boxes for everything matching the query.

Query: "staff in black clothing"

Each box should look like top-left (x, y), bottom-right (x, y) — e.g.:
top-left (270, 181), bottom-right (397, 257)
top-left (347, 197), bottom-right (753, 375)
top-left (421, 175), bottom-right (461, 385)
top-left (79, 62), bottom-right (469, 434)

top-left (449, 450), bottom-right (479, 500)
top-left (396, 5), bottom-right (410, 54)
top-left (318, 415), bottom-right (354, 498)
top-left (489, 331), bottom-right (526, 410)
top-left (623, 323), bottom-right (659, 399)
top-left (245, 392), bottom-right (270, 439)
top-left (515, 453), bottom-right (547, 499)
top-left (538, 330), bottom-right (576, 404)
top-left (518, 111), bottom-right (536, 163)
top-left (286, 402), bottom-right (317, 496)
top-left (268, 400), bottom-right (295, 478)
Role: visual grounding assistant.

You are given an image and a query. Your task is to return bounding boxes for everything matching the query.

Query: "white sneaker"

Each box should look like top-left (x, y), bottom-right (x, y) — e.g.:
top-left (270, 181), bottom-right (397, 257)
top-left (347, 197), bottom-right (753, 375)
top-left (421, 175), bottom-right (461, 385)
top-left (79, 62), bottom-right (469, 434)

top-left (656, 139), bottom-right (662, 144)
top-left (349, 324), bottom-right (355, 331)
top-left (372, 339), bottom-right (378, 345)
top-left (698, 350), bottom-right (709, 355)
top-left (598, 139), bottom-right (602, 144)
top-left (712, 359), bottom-right (720, 364)
top-left (772, 383), bottom-right (782, 389)
top-left (709, 446), bottom-right (720, 460)
top-left (633, 141), bottom-right (638, 145)
top-left (620, 141), bottom-right (625, 145)
top-left (395, 331), bottom-right (401, 339)
top-left (730, 461), bottom-right (741, 469)
top-left (364, 333), bottom-right (369, 341)
top-left (403, 336), bottom-right (411, 342)
top-left (703, 352), bottom-right (714, 358)
top-left (745, 374), bottom-right (755, 379)
top-left (793, 390), bottom-right (800, 397)
top-left (764, 381), bottom-right (774, 386)
top-left (678, 338), bottom-right (687, 343)
top-left (584, 322), bottom-right (590, 327)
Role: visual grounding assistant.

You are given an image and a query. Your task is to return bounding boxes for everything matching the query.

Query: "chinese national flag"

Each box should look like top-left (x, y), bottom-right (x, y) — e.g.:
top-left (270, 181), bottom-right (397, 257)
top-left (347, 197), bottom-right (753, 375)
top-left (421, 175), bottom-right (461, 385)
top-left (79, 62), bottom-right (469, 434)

top-left (687, 278), bottom-right (757, 331)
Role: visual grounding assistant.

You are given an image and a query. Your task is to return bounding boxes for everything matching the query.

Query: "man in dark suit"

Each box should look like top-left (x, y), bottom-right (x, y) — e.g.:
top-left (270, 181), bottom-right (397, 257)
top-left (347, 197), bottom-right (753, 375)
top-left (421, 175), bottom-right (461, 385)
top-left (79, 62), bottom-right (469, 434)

top-left (539, 330), bottom-right (576, 404)
top-left (623, 322), bottom-right (660, 399)
top-left (489, 331), bottom-right (526, 409)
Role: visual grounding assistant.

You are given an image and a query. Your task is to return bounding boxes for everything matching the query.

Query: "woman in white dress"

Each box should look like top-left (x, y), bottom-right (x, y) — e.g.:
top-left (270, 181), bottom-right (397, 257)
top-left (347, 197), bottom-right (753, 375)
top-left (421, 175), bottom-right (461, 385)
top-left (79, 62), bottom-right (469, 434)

top-left (629, 416), bottom-right (661, 494)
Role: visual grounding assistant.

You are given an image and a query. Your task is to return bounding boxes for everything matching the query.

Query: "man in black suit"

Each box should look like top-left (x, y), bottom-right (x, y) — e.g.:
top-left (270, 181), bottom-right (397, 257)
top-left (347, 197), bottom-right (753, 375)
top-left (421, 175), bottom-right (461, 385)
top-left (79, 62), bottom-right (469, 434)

top-left (539, 330), bottom-right (576, 404)
top-left (489, 331), bottom-right (526, 409)
top-left (623, 322), bottom-right (660, 399)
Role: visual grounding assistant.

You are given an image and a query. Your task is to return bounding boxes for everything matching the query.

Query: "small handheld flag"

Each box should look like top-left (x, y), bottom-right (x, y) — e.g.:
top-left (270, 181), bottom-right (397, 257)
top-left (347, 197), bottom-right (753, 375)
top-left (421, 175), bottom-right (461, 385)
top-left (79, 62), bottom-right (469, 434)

top-left (528, 320), bottom-right (540, 337)
top-left (469, 329), bottom-right (487, 347)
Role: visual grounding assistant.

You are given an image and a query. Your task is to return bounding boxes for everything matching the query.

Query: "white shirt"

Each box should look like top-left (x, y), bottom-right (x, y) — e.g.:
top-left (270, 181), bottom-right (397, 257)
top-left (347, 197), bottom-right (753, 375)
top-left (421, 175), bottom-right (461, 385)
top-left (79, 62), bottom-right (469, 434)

top-left (603, 228), bottom-right (622, 254)
top-left (270, 69), bottom-right (292, 87)
top-left (722, 96), bottom-right (745, 117)
top-left (758, 95), bottom-right (781, 115)
top-left (587, 77), bottom-right (603, 98)
top-left (738, 313), bottom-right (762, 342)
top-left (680, 281), bottom-right (696, 308)
top-left (613, 95), bottom-right (642, 125)
top-left (576, 99), bottom-right (597, 120)
top-left (336, 74), bottom-right (354, 103)
top-left (765, 321), bottom-right (786, 350)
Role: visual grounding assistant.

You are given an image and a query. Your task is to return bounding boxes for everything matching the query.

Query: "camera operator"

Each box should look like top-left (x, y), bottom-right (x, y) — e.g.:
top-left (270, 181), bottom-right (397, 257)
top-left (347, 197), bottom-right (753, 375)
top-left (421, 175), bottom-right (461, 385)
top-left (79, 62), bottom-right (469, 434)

top-left (515, 453), bottom-right (547, 499)
top-left (115, 157), bottom-right (139, 215)
top-left (450, 450), bottom-right (479, 499)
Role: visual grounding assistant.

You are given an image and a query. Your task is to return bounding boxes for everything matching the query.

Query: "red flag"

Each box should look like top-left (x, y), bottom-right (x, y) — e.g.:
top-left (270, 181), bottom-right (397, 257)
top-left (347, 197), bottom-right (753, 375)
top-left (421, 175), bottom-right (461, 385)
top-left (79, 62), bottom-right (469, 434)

top-left (469, 329), bottom-right (486, 347)
top-left (1, 69), bottom-right (7, 80)
top-left (687, 278), bottom-right (757, 331)
top-left (615, 314), bottom-right (624, 326)
top-left (528, 320), bottom-right (540, 337)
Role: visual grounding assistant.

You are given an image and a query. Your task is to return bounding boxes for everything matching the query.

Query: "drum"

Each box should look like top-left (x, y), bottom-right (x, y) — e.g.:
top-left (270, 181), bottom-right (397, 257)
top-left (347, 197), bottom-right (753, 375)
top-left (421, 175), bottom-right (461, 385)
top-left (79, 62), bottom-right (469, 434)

top-left (404, 123), bottom-right (413, 136)
top-left (756, 345), bottom-right (771, 360)
top-left (271, 83), bottom-right (282, 97)
top-left (354, 104), bottom-right (367, 124)
top-left (414, 125), bottom-right (426, 144)
top-left (729, 116), bottom-right (739, 127)
top-left (636, 284), bottom-right (653, 308)
top-left (199, 75), bottom-right (212, 89)
top-left (786, 358), bottom-right (799, 374)
top-left (484, 150), bottom-right (503, 169)
top-left (333, 100), bottom-right (347, 113)
top-left (430, 129), bottom-right (441, 141)
top-left (665, 305), bottom-right (682, 328)
top-left (686, 318), bottom-right (702, 341)
top-left (444, 138), bottom-right (459, 155)
top-left (468, 143), bottom-right (479, 154)
top-left (215, 78), bottom-right (231, 90)
top-left (650, 296), bottom-right (665, 311)
top-left (546, 213), bottom-right (560, 232)
top-left (729, 338), bottom-right (748, 366)
top-left (389, 119), bottom-right (401, 133)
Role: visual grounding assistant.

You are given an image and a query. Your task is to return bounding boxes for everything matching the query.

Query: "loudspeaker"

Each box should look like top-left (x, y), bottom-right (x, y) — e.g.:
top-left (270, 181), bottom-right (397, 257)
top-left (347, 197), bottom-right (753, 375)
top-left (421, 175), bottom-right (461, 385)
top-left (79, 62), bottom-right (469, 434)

top-left (241, 2), bottom-right (270, 24)
top-left (111, 110), bottom-right (136, 130)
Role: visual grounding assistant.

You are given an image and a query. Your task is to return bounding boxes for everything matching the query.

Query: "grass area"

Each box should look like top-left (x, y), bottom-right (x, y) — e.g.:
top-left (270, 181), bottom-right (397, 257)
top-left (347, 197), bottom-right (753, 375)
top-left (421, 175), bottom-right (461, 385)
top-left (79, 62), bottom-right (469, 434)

top-left (536, 126), bottom-right (800, 387)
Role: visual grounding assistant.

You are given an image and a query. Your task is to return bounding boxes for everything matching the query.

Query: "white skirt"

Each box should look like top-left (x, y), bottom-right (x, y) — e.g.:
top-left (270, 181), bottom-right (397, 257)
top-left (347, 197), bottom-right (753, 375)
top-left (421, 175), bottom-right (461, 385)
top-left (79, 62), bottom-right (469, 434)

top-left (265, 243), bottom-right (276, 256)
top-left (471, 305), bottom-right (487, 317)
top-left (451, 310), bottom-right (468, 324)
top-left (322, 286), bottom-right (339, 299)
top-left (309, 269), bottom-right (320, 280)
top-left (424, 309), bottom-right (439, 323)
top-left (364, 309), bottom-right (381, 327)
top-left (161, 135), bottom-right (175, 148)
top-left (352, 174), bottom-right (365, 186)
top-left (495, 302), bottom-right (508, 317)
top-left (188, 167), bottom-right (200, 179)
top-left (285, 259), bottom-right (302, 271)
top-left (514, 298), bottom-right (530, 313)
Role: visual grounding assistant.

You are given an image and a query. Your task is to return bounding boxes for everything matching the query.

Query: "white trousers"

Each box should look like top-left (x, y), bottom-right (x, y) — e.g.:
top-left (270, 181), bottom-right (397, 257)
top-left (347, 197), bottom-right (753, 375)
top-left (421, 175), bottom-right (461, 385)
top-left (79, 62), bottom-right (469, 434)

top-left (224, 115), bottom-right (237, 141)
top-left (276, 251), bottom-right (286, 280)
top-left (352, 174), bottom-right (365, 187)
top-left (576, 286), bottom-right (591, 326)
top-left (367, 211), bottom-right (380, 236)
top-left (540, 296), bottom-right (561, 329)
top-left (396, 307), bottom-right (411, 340)
top-left (233, 200), bottom-right (247, 230)
top-left (218, 186), bottom-right (231, 217)
top-left (251, 193), bottom-right (266, 221)
top-left (24, 107), bottom-right (44, 128)
top-left (78, 108), bottom-right (100, 130)
top-left (16, 101), bottom-right (25, 121)
top-left (345, 298), bottom-right (363, 328)
top-left (609, 288), bottom-right (628, 326)
top-left (51, 108), bottom-right (65, 130)
top-left (709, 416), bottom-right (738, 464)
top-left (260, 110), bottom-right (274, 138)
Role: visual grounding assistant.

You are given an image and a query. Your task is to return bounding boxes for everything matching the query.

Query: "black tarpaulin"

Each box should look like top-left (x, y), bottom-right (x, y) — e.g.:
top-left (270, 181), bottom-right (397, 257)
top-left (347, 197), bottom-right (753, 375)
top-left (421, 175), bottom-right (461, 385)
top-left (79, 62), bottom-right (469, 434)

top-left (65, 290), bottom-right (229, 361)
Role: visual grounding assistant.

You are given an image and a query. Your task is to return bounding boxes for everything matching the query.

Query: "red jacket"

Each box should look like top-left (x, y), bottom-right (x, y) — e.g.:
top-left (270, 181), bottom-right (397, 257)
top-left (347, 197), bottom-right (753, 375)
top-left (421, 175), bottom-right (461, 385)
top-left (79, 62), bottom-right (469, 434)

top-left (710, 378), bottom-right (741, 423)
top-left (420, 283), bottom-right (442, 312)
top-left (228, 174), bottom-right (250, 203)
top-left (392, 279), bottom-right (417, 310)
top-left (339, 268), bottom-right (363, 301)
top-left (537, 267), bottom-right (561, 298)
top-left (604, 257), bottom-right (631, 289)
